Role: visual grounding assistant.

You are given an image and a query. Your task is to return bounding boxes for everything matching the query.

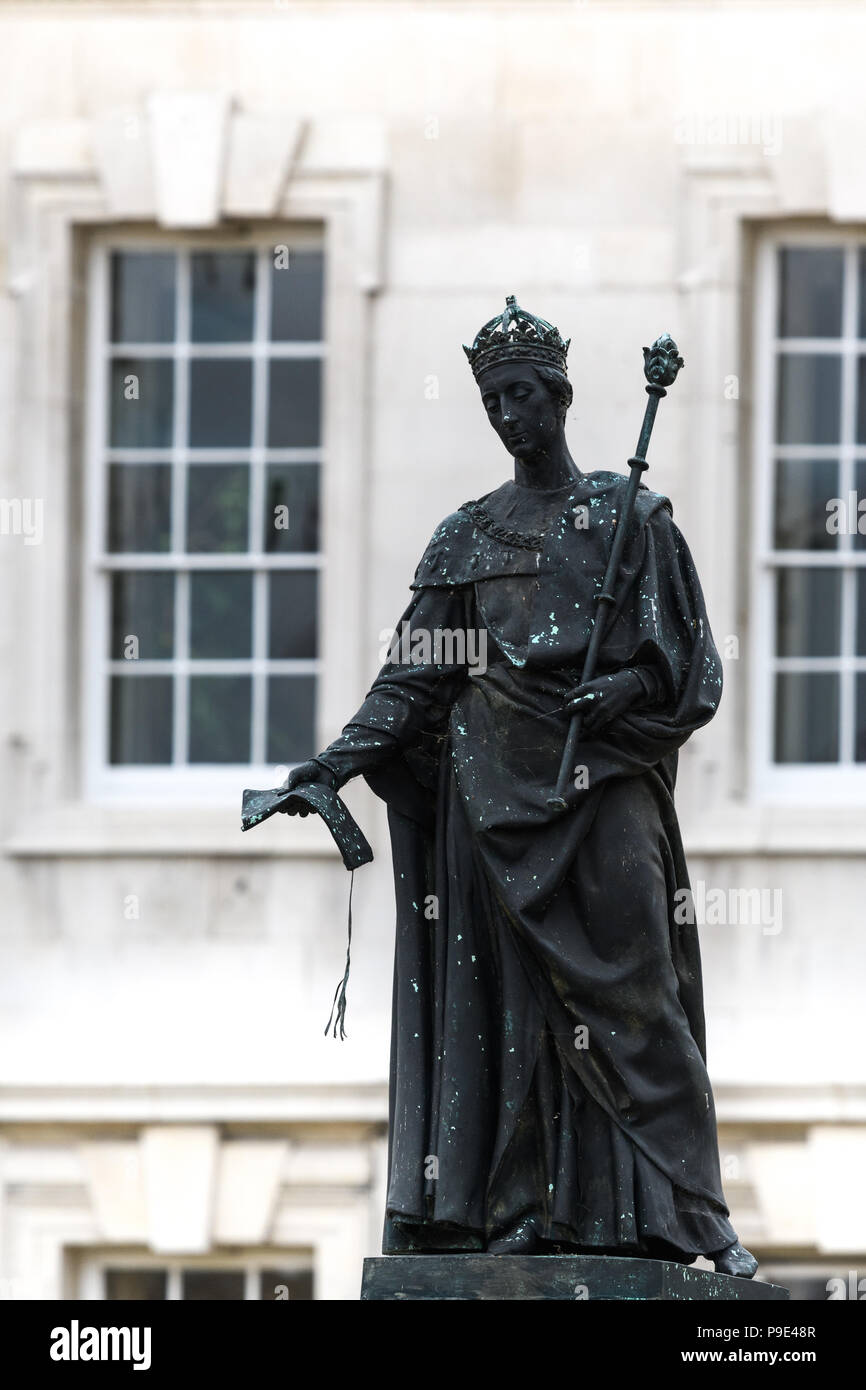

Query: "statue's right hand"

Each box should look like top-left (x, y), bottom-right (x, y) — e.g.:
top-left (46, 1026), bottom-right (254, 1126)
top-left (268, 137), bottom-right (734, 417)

top-left (277, 760), bottom-right (336, 817)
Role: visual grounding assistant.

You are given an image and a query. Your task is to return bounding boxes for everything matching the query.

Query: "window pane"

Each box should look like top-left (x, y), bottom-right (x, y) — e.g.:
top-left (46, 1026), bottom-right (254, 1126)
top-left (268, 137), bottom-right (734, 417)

top-left (775, 672), bottom-right (839, 763)
top-left (775, 354), bottom-right (841, 445)
top-left (105, 1268), bottom-right (168, 1300)
top-left (110, 359), bottom-right (174, 448)
top-left (267, 676), bottom-right (316, 764)
top-left (854, 460), bottom-right (866, 550)
top-left (270, 248), bottom-right (324, 341)
top-left (856, 572), bottom-right (866, 656)
top-left (854, 358), bottom-right (866, 444)
top-left (108, 463), bottom-right (172, 553)
top-left (110, 252), bottom-right (176, 343)
top-left (191, 251), bottom-right (255, 343)
top-left (188, 359), bottom-right (252, 448)
top-left (189, 571), bottom-right (252, 658)
top-left (773, 458), bottom-right (838, 551)
top-left (187, 464), bottom-right (249, 553)
top-left (856, 675), bottom-right (866, 761)
top-left (188, 678), bottom-right (251, 763)
top-left (110, 571), bottom-right (174, 659)
top-left (267, 360), bottom-right (321, 447)
top-left (181, 1270), bottom-right (246, 1300)
top-left (264, 464), bottom-right (320, 553)
top-left (110, 676), bottom-right (173, 764)
top-left (778, 248), bottom-right (844, 338)
top-left (258, 1268), bottom-right (314, 1301)
top-left (857, 250), bottom-right (866, 339)
top-left (268, 571), bottom-right (318, 658)
top-left (775, 567), bottom-right (841, 657)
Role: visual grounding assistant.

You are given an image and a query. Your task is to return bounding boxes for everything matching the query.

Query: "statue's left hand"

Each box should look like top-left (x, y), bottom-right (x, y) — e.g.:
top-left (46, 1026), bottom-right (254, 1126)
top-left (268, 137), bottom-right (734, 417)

top-left (567, 670), bottom-right (645, 733)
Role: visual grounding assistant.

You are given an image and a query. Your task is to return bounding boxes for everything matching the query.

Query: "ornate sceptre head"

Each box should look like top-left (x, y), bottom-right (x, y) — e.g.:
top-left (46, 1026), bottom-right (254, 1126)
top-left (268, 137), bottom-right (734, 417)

top-left (642, 333), bottom-right (684, 390)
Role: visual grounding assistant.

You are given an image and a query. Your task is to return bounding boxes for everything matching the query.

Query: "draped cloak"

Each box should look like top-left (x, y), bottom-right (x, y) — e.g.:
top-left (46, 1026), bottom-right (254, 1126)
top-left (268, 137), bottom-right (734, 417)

top-left (316, 470), bottom-right (736, 1259)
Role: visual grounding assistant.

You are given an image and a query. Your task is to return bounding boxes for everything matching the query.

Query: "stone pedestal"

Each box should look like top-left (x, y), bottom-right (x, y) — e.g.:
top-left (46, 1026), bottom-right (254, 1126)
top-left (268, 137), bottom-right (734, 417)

top-left (361, 1254), bottom-right (789, 1301)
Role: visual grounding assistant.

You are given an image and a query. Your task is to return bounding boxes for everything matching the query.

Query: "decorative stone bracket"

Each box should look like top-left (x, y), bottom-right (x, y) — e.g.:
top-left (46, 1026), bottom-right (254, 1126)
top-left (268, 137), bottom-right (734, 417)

top-left (10, 90), bottom-right (387, 288)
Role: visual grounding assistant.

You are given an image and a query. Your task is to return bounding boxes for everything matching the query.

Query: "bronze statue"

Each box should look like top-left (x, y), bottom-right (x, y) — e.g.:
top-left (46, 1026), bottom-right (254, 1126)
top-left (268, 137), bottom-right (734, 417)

top-left (272, 297), bottom-right (757, 1278)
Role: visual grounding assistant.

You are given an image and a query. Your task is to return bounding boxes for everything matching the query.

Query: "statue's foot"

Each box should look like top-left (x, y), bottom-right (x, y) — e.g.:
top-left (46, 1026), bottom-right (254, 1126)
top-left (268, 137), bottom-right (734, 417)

top-left (711, 1240), bottom-right (758, 1279)
top-left (487, 1219), bottom-right (541, 1255)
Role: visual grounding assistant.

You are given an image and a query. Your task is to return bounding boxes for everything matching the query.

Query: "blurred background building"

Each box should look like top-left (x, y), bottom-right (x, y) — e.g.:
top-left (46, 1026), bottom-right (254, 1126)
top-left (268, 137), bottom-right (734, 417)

top-left (0, 0), bottom-right (864, 1301)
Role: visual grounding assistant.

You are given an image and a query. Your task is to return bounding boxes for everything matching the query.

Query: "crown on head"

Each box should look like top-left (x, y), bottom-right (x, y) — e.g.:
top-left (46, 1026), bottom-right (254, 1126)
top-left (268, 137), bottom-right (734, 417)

top-left (463, 295), bottom-right (570, 381)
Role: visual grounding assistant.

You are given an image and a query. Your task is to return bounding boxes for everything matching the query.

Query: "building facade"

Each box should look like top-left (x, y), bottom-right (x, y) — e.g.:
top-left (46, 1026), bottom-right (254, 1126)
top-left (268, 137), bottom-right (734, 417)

top-left (0, 0), bottom-right (864, 1300)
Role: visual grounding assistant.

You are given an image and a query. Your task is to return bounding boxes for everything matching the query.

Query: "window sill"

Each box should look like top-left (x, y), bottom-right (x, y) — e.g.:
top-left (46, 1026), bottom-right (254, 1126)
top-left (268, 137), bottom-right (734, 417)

top-left (685, 803), bottom-right (866, 856)
top-left (2, 803), bottom-right (344, 859)
top-left (6, 802), bottom-right (864, 859)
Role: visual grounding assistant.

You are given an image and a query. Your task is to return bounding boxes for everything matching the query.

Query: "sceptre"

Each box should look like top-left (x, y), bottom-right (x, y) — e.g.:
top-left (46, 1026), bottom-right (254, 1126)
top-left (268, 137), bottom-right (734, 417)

top-left (547, 333), bottom-right (685, 811)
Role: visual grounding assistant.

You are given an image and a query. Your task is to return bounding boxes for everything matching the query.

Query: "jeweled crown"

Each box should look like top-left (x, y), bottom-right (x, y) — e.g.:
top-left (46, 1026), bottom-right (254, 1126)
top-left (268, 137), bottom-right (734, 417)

top-left (463, 295), bottom-right (570, 381)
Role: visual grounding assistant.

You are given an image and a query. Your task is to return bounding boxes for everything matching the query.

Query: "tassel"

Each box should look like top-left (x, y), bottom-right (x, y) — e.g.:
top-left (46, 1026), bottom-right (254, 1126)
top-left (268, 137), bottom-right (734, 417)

top-left (324, 869), bottom-right (355, 1040)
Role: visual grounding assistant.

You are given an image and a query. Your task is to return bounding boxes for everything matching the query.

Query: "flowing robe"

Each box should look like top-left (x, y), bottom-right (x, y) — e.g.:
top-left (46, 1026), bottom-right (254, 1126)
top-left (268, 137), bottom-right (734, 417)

top-left (317, 470), bottom-right (736, 1259)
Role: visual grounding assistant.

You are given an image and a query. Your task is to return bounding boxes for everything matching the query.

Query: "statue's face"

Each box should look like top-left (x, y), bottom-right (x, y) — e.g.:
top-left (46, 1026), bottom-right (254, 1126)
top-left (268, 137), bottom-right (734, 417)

top-left (477, 361), bottom-right (560, 462)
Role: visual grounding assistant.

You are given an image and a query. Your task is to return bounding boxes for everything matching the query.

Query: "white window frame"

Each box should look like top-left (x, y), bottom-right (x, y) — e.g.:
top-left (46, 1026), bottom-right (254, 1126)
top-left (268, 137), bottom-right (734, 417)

top-left (75, 1248), bottom-right (314, 1301)
top-left (752, 228), bottom-right (866, 805)
top-left (84, 229), bottom-right (325, 805)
